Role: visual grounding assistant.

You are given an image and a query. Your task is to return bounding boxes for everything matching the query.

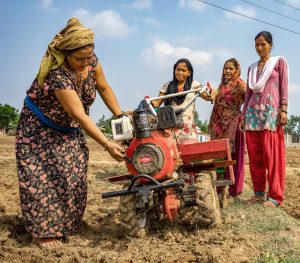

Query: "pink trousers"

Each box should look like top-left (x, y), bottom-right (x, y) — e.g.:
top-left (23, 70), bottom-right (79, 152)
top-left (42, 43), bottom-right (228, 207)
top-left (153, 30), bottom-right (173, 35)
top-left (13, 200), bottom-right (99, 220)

top-left (245, 126), bottom-right (285, 205)
top-left (217, 129), bottom-right (245, 197)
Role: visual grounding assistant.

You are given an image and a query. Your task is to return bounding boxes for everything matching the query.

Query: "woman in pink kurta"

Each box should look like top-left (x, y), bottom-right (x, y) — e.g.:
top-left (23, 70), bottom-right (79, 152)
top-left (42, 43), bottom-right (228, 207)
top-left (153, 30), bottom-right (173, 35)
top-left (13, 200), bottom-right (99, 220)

top-left (241, 31), bottom-right (288, 207)
top-left (209, 58), bottom-right (246, 197)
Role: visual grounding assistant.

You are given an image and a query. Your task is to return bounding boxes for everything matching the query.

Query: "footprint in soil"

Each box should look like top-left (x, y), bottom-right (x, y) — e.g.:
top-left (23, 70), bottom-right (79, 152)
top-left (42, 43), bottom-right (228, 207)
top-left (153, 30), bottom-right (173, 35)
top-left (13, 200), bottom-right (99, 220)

top-left (0, 214), bottom-right (30, 245)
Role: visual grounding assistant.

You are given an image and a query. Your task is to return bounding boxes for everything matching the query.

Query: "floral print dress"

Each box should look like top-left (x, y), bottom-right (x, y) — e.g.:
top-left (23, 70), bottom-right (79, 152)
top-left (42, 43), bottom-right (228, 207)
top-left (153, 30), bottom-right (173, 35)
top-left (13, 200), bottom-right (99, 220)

top-left (243, 58), bottom-right (289, 131)
top-left (15, 54), bottom-right (98, 238)
top-left (160, 80), bottom-right (201, 144)
top-left (209, 78), bottom-right (246, 152)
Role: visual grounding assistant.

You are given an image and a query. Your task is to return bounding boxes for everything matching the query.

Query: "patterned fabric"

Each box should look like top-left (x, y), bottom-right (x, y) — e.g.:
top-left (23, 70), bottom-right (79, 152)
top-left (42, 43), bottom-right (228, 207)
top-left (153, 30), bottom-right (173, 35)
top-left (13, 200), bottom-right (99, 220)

top-left (209, 62), bottom-right (246, 197)
top-left (243, 57), bottom-right (289, 131)
top-left (15, 54), bottom-right (98, 237)
top-left (160, 80), bottom-right (201, 144)
top-left (208, 78), bottom-right (246, 151)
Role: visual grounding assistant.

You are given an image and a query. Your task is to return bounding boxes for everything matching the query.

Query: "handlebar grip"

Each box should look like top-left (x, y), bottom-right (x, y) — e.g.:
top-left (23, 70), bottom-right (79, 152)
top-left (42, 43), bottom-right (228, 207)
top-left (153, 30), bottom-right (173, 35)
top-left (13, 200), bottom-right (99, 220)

top-left (175, 108), bottom-right (184, 115)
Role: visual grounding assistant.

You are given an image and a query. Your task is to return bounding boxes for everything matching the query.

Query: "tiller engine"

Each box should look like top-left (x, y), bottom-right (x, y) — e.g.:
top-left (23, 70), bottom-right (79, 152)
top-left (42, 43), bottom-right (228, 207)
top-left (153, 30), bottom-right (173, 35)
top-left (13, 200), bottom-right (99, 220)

top-left (102, 86), bottom-right (235, 237)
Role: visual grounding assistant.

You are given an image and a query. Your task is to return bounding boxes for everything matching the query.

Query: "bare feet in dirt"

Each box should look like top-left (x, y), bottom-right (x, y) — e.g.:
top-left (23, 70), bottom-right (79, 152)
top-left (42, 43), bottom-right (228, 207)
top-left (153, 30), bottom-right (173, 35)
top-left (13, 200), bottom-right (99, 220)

top-left (32, 237), bottom-right (62, 248)
top-left (245, 196), bottom-right (265, 204)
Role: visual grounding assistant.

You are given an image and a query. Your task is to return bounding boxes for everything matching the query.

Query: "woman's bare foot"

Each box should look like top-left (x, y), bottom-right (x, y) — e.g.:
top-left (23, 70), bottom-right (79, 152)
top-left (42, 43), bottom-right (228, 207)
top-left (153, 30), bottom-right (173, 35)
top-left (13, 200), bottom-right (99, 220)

top-left (32, 237), bottom-right (62, 248)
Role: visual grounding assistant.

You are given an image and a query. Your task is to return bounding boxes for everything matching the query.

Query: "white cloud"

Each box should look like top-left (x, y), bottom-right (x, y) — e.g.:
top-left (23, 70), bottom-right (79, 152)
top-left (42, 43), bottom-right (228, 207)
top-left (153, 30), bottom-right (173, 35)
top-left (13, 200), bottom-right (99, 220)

top-left (122, 0), bottom-right (152, 10)
top-left (179, 0), bottom-right (206, 12)
top-left (225, 5), bottom-right (256, 22)
top-left (286, 0), bottom-right (300, 8)
top-left (73, 9), bottom-right (136, 39)
top-left (141, 40), bottom-right (213, 69)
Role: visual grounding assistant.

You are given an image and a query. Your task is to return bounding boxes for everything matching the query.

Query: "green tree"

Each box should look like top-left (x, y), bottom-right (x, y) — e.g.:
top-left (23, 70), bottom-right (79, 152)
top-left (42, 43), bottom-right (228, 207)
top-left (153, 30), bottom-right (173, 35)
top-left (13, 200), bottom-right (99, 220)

top-left (194, 111), bottom-right (208, 133)
top-left (96, 114), bottom-right (114, 134)
top-left (284, 115), bottom-right (300, 135)
top-left (0, 104), bottom-right (19, 130)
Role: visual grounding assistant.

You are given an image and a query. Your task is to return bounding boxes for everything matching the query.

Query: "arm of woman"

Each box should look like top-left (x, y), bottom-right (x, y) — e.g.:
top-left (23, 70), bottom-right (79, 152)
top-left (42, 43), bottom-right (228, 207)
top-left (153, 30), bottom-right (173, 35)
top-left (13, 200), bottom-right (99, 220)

top-left (239, 85), bottom-right (253, 131)
top-left (238, 79), bottom-right (247, 94)
top-left (151, 92), bottom-right (165, 108)
top-left (198, 85), bottom-right (218, 101)
top-left (95, 63), bottom-right (123, 117)
top-left (54, 89), bottom-right (124, 161)
top-left (278, 58), bottom-right (289, 126)
top-left (239, 68), bottom-right (253, 131)
top-left (200, 90), bottom-right (218, 101)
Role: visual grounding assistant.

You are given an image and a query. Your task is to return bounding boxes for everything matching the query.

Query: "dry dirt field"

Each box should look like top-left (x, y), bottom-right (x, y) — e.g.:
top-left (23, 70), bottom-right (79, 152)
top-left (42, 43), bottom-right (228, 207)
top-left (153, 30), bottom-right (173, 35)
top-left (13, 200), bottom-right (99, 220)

top-left (0, 136), bottom-right (299, 263)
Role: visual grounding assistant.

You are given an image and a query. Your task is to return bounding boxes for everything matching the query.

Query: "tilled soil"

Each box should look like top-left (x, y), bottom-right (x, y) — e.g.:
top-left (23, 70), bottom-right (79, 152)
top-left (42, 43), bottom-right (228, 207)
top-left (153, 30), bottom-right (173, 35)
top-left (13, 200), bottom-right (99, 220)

top-left (0, 136), bottom-right (299, 263)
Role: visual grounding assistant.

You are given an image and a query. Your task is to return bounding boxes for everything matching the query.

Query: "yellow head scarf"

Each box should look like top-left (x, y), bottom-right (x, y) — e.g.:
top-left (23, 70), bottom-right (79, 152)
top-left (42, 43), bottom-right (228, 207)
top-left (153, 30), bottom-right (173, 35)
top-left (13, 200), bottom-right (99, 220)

top-left (36, 17), bottom-right (94, 86)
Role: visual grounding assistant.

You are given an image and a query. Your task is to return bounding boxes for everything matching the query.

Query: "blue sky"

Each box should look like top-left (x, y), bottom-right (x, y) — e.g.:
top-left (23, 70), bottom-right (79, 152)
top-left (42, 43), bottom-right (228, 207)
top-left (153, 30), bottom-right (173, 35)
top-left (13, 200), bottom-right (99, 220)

top-left (1, 0), bottom-right (299, 121)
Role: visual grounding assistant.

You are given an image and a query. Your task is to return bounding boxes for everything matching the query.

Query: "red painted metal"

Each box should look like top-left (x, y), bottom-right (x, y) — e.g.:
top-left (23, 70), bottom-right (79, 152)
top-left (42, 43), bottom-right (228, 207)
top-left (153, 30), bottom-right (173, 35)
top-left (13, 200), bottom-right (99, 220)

top-left (178, 138), bottom-right (235, 184)
top-left (163, 190), bottom-right (180, 220)
top-left (125, 130), bottom-right (179, 181)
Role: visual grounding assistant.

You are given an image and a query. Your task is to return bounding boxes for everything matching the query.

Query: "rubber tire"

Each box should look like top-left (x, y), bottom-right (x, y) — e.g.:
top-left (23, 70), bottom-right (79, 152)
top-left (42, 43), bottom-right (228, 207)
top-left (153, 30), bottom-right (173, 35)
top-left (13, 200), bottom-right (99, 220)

top-left (180, 171), bottom-right (222, 228)
top-left (218, 186), bottom-right (226, 209)
top-left (118, 183), bottom-right (148, 238)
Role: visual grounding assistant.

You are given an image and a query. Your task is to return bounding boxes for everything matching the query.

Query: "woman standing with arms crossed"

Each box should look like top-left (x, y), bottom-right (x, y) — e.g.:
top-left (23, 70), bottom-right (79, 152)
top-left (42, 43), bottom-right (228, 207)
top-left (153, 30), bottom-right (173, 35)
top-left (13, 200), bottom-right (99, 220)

top-left (16, 18), bottom-right (124, 247)
top-left (241, 31), bottom-right (289, 207)
top-left (209, 58), bottom-right (246, 200)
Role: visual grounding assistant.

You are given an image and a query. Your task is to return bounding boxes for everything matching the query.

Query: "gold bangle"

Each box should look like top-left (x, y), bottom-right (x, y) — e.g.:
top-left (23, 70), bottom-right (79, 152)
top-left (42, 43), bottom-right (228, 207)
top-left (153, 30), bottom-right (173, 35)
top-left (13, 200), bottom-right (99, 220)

top-left (104, 138), bottom-right (111, 151)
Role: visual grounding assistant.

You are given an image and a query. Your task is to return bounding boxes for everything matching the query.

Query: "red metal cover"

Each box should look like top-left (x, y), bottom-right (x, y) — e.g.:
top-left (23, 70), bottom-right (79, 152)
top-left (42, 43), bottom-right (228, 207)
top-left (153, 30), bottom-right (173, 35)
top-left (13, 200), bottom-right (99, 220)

top-left (178, 139), bottom-right (231, 163)
top-left (125, 130), bottom-right (179, 181)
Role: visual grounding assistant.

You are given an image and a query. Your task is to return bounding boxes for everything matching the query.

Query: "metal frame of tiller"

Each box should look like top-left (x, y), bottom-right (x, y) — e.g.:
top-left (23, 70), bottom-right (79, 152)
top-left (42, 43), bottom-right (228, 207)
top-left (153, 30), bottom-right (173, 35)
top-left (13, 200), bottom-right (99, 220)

top-left (102, 86), bottom-right (235, 200)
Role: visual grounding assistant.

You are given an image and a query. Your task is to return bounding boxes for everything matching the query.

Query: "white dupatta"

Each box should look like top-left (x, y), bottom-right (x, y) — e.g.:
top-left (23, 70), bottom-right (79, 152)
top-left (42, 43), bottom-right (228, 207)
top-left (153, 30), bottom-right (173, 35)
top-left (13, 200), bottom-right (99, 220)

top-left (248, 56), bottom-right (283, 93)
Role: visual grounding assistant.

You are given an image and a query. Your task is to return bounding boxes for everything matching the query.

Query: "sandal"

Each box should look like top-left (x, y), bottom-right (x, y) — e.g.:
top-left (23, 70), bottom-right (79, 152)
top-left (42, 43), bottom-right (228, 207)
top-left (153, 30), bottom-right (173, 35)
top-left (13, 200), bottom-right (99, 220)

top-left (246, 196), bottom-right (265, 204)
top-left (263, 198), bottom-right (279, 208)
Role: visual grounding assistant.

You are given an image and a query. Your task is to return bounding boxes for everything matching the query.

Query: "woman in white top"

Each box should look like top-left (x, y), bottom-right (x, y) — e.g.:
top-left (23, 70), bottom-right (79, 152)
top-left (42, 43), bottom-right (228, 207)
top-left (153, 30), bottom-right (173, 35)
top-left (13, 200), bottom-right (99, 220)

top-left (152, 58), bottom-right (217, 144)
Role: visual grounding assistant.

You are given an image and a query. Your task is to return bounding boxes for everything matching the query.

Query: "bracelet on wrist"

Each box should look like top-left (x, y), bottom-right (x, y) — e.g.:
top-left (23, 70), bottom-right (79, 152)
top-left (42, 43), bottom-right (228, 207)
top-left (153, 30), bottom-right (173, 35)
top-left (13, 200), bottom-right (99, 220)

top-left (117, 111), bottom-right (125, 118)
top-left (104, 138), bottom-right (111, 151)
top-left (280, 109), bottom-right (288, 114)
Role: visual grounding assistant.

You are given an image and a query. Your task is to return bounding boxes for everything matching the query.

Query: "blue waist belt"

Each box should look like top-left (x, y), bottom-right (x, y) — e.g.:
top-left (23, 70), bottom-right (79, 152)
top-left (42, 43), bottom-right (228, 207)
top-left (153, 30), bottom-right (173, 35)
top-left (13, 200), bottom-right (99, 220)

top-left (25, 96), bottom-right (79, 133)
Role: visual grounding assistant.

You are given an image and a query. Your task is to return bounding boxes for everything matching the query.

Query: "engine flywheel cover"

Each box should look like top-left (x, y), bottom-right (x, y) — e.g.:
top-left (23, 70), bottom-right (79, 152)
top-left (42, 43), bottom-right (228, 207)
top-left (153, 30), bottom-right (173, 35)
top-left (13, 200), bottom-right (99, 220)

top-left (132, 143), bottom-right (164, 175)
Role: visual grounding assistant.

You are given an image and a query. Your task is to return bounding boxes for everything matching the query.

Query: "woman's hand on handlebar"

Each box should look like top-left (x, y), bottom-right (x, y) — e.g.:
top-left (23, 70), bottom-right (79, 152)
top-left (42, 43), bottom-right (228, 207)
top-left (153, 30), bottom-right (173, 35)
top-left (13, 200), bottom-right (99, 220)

top-left (209, 88), bottom-right (218, 101)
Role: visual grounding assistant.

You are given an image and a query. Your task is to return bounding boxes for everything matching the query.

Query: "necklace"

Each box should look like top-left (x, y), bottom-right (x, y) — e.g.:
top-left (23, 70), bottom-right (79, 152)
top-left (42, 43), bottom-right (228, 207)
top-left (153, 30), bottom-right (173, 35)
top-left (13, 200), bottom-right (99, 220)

top-left (257, 61), bottom-right (266, 76)
top-left (65, 61), bottom-right (83, 87)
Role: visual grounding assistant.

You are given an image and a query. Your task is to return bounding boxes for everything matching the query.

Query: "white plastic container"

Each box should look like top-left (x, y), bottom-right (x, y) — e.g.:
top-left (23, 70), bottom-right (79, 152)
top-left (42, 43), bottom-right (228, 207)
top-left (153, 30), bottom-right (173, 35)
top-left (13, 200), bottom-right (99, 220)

top-left (111, 116), bottom-right (134, 141)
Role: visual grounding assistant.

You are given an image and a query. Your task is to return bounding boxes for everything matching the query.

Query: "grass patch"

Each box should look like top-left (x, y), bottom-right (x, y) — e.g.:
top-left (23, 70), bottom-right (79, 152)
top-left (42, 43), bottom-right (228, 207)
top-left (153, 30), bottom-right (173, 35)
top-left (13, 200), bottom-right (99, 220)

top-left (255, 249), bottom-right (300, 263)
top-left (221, 187), bottom-right (300, 262)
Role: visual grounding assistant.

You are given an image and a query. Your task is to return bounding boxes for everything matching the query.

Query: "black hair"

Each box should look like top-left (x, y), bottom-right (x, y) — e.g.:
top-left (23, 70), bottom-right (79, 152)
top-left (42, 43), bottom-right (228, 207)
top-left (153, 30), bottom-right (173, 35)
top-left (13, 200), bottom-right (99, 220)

top-left (255, 31), bottom-right (273, 46)
top-left (165, 58), bottom-right (194, 106)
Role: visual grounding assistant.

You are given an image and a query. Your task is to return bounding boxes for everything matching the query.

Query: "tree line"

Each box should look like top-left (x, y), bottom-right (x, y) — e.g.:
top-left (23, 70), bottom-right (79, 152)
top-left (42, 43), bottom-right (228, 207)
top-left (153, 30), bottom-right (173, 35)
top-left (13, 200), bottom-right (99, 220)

top-left (0, 103), bottom-right (299, 135)
top-left (0, 104), bottom-right (19, 130)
